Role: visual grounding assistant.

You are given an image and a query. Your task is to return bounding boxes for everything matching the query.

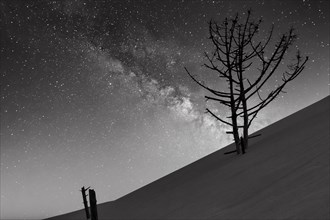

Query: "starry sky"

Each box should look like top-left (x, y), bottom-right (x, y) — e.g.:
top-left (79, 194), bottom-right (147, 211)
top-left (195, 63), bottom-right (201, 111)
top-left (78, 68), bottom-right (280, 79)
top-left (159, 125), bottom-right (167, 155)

top-left (0, 0), bottom-right (329, 219)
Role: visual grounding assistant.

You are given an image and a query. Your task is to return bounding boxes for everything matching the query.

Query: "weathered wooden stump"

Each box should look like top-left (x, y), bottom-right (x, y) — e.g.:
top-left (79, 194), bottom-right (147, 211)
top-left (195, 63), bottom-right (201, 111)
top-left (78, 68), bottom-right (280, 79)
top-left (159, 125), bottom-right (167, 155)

top-left (81, 186), bottom-right (90, 219)
top-left (89, 189), bottom-right (98, 220)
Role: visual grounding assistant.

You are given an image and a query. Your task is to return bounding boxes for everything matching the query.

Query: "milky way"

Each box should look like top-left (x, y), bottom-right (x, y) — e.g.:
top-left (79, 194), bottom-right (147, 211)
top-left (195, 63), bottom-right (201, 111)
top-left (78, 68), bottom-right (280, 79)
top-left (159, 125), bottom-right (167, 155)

top-left (1, 0), bottom-right (329, 219)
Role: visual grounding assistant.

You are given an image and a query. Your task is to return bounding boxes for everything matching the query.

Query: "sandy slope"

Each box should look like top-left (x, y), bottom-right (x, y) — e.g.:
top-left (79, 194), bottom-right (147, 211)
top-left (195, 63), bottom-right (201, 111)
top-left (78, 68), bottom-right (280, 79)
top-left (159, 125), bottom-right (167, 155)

top-left (47, 96), bottom-right (329, 220)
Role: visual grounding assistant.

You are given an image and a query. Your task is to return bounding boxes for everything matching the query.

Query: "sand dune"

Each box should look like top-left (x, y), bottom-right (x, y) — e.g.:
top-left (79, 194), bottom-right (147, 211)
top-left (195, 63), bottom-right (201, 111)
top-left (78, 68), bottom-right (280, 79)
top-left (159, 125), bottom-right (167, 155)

top-left (47, 96), bottom-right (329, 220)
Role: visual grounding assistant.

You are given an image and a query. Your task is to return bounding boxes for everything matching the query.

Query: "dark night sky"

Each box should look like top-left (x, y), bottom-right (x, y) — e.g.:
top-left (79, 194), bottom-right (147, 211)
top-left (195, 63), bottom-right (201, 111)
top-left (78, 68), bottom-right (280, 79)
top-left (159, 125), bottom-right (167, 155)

top-left (0, 0), bottom-right (329, 219)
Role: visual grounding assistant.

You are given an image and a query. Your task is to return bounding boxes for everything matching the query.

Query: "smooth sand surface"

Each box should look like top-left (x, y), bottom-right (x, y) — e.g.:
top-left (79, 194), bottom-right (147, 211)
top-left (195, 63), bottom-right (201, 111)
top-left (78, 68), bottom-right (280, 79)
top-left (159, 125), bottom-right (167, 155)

top-left (47, 96), bottom-right (329, 220)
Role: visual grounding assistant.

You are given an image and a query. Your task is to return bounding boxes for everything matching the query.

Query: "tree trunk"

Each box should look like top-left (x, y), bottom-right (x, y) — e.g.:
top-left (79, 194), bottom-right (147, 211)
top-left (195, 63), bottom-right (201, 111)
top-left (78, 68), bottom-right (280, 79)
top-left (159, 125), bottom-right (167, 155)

top-left (231, 115), bottom-right (241, 154)
top-left (242, 97), bottom-right (249, 150)
top-left (240, 136), bottom-right (246, 154)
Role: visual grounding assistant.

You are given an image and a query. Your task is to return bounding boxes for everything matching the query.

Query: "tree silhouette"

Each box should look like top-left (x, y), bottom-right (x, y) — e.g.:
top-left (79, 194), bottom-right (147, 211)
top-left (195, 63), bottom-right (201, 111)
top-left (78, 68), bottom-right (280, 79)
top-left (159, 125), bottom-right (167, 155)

top-left (185, 10), bottom-right (308, 154)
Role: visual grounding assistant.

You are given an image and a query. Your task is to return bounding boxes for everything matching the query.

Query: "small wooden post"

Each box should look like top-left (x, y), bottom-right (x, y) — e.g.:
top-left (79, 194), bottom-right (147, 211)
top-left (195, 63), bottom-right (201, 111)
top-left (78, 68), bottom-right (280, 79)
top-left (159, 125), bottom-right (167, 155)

top-left (81, 187), bottom-right (90, 219)
top-left (89, 189), bottom-right (98, 220)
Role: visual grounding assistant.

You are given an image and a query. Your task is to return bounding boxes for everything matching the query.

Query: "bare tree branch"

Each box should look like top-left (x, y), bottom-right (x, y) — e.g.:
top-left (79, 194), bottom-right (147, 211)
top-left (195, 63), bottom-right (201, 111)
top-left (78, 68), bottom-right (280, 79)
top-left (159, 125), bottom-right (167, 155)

top-left (206, 108), bottom-right (233, 126)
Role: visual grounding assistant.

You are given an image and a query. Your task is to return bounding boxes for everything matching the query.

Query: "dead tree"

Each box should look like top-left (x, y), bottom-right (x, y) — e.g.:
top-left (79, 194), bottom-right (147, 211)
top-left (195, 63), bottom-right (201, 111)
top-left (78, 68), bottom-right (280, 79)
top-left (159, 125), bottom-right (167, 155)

top-left (185, 10), bottom-right (308, 154)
